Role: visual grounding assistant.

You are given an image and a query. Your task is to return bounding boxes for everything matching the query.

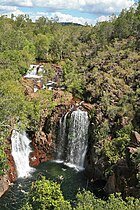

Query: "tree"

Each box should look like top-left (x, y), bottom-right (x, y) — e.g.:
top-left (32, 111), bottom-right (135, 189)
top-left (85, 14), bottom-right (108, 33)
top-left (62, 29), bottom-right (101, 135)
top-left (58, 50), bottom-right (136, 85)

top-left (35, 34), bottom-right (51, 61)
top-left (74, 191), bottom-right (140, 210)
top-left (62, 59), bottom-right (83, 96)
top-left (21, 177), bottom-right (71, 210)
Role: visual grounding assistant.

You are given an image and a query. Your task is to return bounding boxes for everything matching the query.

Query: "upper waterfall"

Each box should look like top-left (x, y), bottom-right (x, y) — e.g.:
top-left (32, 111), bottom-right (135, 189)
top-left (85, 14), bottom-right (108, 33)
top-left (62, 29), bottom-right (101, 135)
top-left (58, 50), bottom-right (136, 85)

top-left (11, 130), bottom-right (34, 178)
top-left (24, 64), bottom-right (44, 79)
top-left (56, 108), bottom-right (89, 169)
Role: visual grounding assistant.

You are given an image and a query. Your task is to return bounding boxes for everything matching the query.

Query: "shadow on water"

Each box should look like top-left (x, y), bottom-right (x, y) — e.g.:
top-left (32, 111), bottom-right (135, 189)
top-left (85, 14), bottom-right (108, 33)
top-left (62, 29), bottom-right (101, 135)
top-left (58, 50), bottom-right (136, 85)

top-left (0, 161), bottom-right (106, 210)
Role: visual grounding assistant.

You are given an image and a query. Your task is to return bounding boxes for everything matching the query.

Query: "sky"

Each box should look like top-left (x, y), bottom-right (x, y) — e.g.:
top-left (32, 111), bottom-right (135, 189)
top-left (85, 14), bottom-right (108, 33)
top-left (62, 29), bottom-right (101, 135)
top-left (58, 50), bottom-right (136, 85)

top-left (0, 0), bottom-right (137, 25)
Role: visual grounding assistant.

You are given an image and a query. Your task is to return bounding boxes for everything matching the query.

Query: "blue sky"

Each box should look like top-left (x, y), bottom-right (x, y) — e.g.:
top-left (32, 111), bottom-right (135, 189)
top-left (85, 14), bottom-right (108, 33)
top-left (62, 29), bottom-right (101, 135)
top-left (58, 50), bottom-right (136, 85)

top-left (0, 0), bottom-right (137, 25)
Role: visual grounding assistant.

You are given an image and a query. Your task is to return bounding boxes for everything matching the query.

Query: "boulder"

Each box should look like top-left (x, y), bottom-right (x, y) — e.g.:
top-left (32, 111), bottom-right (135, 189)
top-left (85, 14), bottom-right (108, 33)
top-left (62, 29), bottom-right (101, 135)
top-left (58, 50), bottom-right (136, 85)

top-left (0, 175), bottom-right (10, 197)
top-left (131, 131), bottom-right (140, 146)
top-left (104, 173), bottom-right (117, 194)
top-left (81, 102), bottom-right (94, 110)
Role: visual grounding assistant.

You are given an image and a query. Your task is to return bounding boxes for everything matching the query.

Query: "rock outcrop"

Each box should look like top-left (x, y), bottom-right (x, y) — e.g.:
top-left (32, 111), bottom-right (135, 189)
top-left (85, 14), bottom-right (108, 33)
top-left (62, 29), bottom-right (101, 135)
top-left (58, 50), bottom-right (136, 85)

top-left (29, 91), bottom-right (92, 167)
top-left (0, 175), bottom-right (10, 198)
top-left (86, 130), bottom-right (140, 198)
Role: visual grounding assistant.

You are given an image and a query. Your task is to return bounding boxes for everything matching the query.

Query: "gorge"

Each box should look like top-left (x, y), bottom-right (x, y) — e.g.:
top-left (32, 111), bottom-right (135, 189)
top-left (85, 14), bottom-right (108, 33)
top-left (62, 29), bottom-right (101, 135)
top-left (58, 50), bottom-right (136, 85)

top-left (0, 107), bottom-right (91, 210)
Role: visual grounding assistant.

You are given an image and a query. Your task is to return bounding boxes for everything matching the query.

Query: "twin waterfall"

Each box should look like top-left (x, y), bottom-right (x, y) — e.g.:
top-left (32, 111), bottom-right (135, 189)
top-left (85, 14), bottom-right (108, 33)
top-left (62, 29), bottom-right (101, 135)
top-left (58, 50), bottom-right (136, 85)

top-left (11, 109), bottom-right (89, 178)
top-left (56, 109), bottom-right (89, 169)
top-left (11, 130), bottom-right (33, 178)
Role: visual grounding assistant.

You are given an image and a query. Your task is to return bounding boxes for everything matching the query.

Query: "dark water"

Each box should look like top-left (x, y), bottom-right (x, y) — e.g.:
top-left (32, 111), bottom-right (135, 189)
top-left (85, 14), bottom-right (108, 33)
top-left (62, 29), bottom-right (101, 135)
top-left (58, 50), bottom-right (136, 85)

top-left (0, 161), bottom-right (91, 210)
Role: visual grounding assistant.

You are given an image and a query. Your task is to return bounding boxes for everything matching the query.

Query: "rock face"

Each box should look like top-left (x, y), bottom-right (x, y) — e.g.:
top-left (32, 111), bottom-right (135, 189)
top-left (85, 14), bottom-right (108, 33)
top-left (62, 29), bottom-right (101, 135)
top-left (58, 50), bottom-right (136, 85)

top-left (0, 175), bottom-right (10, 197)
top-left (29, 98), bottom-right (70, 166)
top-left (86, 130), bottom-right (140, 198)
top-left (5, 143), bottom-right (17, 183)
top-left (30, 103), bottom-right (71, 166)
top-left (29, 94), bottom-right (92, 166)
top-left (131, 131), bottom-right (140, 146)
top-left (30, 130), bottom-right (54, 165)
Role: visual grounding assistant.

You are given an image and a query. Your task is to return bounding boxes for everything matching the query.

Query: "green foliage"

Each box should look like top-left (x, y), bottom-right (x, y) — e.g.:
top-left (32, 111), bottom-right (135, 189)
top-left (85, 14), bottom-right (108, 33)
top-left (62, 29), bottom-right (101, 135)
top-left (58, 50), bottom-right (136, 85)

top-left (0, 130), bottom-right (9, 175)
top-left (62, 59), bottom-right (83, 96)
top-left (35, 34), bottom-right (51, 60)
top-left (130, 147), bottom-right (140, 186)
top-left (21, 177), bottom-right (71, 210)
top-left (0, 78), bottom-right (32, 130)
top-left (74, 191), bottom-right (140, 210)
top-left (0, 145), bottom-right (8, 175)
top-left (21, 179), bottom-right (140, 210)
top-left (103, 126), bottom-right (131, 164)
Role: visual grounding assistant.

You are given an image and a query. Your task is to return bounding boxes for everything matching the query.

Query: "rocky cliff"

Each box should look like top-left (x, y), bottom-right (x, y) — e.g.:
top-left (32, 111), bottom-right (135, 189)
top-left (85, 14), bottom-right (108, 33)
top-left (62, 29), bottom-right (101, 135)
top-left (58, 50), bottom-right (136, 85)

top-left (85, 129), bottom-right (140, 198)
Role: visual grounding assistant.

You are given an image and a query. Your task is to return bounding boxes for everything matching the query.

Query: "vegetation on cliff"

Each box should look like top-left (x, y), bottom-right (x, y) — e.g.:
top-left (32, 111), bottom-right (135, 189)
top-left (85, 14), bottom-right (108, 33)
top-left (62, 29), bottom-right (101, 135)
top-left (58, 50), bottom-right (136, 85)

top-left (21, 176), bottom-right (140, 210)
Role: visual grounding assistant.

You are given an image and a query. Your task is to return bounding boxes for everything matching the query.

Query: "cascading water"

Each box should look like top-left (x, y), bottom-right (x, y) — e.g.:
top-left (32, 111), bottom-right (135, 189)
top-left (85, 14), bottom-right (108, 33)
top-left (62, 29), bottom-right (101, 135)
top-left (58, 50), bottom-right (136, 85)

top-left (66, 109), bottom-right (89, 167)
top-left (56, 112), bottom-right (69, 160)
top-left (11, 130), bottom-right (33, 178)
top-left (56, 109), bottom-right (89, 169)
top-left (24, 64), bottom-right (44, 79)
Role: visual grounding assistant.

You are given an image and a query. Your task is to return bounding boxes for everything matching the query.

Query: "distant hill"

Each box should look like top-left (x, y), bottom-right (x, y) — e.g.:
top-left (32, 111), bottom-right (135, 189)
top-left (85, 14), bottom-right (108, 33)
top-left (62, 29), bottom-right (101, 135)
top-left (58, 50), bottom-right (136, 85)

top-left (60, 22), bottom-right (83, 26)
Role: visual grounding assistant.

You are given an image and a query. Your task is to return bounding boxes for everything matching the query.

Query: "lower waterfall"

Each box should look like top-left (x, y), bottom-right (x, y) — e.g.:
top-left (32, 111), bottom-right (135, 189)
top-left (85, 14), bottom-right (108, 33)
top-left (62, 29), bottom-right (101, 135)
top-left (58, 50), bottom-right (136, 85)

top-left (11, 130), bottom-right (33, 178)
top-left (56, 109), bottom-right (89, 169)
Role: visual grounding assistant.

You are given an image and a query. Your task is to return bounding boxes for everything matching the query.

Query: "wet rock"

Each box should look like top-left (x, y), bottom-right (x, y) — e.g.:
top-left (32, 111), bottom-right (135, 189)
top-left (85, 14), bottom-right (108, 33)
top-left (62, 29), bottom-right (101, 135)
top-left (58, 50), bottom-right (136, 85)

top-left (30, 145), bottom-right (40, 167)
top-left (0, 175), bottom-right (10, 197)
top-left (5, 148), bottom-right (17, 182)
top-left (81, 102), bottom-right (94, 110)
top-left (104, 173), bottom-right (117, 194)
top-left (127, 147), bottom-right (138, 154)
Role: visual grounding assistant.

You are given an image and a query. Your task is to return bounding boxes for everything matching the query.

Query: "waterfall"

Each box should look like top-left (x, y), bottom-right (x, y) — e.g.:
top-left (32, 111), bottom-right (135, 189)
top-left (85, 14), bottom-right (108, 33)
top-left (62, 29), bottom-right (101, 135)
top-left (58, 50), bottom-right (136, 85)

top-left (66, 109), bottom-right (89, 167)
top-left (24, 64), bottom-right (44, 79)
top-left (11, 130), bottom-right (33, 178)
top-left (56, 112), bottom-right (69, 160)
top-left (57, 109), bottom-right (89, 169)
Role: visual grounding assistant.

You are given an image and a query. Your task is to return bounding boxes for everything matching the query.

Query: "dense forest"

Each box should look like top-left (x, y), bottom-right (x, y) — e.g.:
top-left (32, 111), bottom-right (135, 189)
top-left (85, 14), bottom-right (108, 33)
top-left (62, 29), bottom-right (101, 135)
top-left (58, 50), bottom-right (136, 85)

top-left (0, 1), bottom-right (140, 209)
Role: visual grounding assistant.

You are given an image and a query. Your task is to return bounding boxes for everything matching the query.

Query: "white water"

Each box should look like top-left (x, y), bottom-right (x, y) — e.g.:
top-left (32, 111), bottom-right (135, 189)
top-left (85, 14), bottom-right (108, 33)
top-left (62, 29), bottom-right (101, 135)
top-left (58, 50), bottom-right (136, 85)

top-left (56, 112), bottom-right (69, 160)
top-left (11, 130), bottom-right (34, 178)
top-left (66, 109), bottom-right (89, 167)
top-left (57, 109), bottom-right (89, 169)
top-left (24, 64), bottom-right (44, 79)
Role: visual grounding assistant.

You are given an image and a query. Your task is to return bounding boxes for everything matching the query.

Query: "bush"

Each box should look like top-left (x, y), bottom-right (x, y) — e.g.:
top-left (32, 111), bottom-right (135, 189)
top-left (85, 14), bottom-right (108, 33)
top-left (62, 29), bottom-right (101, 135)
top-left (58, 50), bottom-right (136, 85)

top-left (21, 177), bottom-right (71, 210)
top-left (74, 191), bottom-right (140, 210)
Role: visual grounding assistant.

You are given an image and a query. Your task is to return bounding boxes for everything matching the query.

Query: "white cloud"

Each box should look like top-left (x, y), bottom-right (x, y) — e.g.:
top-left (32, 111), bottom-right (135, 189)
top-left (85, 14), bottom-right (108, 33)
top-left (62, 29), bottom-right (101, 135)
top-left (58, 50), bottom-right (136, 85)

top-left (79, 0), bottom-right (135, 14)
top-left (27, 11), bottom-right (94, 25)
top-left (51, 12), bottom-right (93, 25)
top-left (0, 0), bottom-right (135, 25)
top-left (31, 11), bottom-right (113, 25)
top-left (0, 5), bottom-right (24, 16)
top-left (27, 11), bottom-right (49, 22)
top-left (0, 5), bottom-right (17, 12)
top-left (1, 0), bottom-right (33, 7)
top-left (96, 15), bottom-right (111, 22)
top-left (32, 0), bottom-right (135, 14)
top-left (0, 0), bottom-right (135, 15)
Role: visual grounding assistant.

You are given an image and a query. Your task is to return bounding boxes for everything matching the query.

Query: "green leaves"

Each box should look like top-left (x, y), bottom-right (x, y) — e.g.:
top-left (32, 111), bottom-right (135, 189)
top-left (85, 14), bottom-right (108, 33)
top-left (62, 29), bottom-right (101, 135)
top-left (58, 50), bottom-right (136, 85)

top-left (21, 177), bottom-right (71, 210)
top-left (21, 177), bottom-right (140, 210)
top-left (35, 34), bottom-right (51, 61)
top-left (62, 59), bottom-right (83, 96)
top-left (103, 126), bottom-right (131, 164)
top-left (75, 191), bottom-right (140, 210)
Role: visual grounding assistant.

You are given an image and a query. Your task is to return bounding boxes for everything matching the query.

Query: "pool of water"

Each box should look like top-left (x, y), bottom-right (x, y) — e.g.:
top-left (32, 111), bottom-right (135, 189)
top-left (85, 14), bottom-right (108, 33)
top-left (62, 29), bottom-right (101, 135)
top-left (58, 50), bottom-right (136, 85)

top-left (0, 161), bottom-right (90, 210)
